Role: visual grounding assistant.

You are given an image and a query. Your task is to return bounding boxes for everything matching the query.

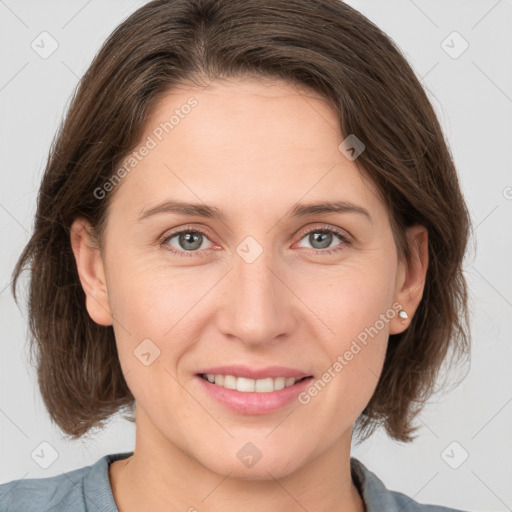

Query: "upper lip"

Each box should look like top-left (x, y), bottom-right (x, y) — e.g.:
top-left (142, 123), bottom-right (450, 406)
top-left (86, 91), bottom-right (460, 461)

top-left (196, 365), bottom-right (311, 380)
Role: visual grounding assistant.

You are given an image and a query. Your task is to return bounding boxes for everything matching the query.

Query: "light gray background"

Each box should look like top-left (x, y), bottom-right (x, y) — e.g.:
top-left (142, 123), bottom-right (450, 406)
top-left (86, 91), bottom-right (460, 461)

top-left (1, 1), bottom-right (511, 511)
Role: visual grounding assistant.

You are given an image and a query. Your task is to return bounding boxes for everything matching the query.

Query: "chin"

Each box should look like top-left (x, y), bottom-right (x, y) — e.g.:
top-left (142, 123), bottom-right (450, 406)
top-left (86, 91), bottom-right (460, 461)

top-left (197, 443), bottom-right (308, 481)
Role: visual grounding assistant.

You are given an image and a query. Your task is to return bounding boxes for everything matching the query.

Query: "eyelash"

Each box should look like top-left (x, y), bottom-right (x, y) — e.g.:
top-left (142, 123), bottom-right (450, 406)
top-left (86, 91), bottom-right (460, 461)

top-left (159, 224), bottom-right (351, 258)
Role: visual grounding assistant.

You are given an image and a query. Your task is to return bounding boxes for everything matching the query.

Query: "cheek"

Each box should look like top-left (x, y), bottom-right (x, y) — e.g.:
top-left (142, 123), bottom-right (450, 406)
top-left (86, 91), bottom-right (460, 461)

top-left (104, 259), bottom-right (200, 414)
top-left (105, 247), bottom-right (202, 333)
top-left (102, 250), bottom-right (193, 383)
top-left (294, 259), bottom-right (395, 414)
top-left (297, 254), bottom-right (397, 343)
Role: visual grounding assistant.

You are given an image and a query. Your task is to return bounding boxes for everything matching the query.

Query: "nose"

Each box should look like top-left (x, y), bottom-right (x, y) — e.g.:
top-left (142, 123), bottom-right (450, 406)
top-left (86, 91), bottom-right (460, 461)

top-left (216, 244), bottom-right (297, 348)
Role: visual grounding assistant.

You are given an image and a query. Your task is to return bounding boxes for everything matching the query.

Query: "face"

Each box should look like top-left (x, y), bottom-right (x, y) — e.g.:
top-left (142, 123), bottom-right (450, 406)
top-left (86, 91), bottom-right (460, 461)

top-left (73, 77), bottom-right (424, 479)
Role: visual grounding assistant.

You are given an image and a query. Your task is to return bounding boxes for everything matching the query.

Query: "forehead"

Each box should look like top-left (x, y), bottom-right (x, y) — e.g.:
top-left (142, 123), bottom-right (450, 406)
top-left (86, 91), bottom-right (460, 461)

top-left (149, 77), bottom-right (340, 159)
top-left (111, 77), bottom-right (382, 222)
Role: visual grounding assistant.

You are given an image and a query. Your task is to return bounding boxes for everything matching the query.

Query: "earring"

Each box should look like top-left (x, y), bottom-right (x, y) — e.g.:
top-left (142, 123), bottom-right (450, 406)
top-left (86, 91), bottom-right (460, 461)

top-left (398, 309), bottom-right (409, 319)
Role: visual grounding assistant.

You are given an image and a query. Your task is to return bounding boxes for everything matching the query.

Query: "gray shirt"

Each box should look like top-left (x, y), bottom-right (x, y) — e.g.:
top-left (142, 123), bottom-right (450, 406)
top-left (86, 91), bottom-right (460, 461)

top-left (0, 452), bottom-right (468, 511)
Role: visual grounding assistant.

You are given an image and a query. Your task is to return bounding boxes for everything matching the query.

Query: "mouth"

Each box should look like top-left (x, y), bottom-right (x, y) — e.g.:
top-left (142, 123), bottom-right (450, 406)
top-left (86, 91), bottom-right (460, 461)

top-left (197, 373), bottom-right (312, 393)
top-left (195, 372), bottom-right (315, 415)
top-left (194, 364), bottom-right (315, 414)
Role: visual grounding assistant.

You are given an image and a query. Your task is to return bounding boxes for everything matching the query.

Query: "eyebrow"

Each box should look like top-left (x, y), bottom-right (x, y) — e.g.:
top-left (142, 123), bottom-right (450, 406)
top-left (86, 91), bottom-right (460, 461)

top-left (136, 199), bottom-right (372, 223)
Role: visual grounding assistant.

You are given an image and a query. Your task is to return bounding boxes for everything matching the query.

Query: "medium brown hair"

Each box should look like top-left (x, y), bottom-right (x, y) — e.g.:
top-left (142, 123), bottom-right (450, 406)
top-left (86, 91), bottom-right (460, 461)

top-left (11, 0), bottom-right (471, 442)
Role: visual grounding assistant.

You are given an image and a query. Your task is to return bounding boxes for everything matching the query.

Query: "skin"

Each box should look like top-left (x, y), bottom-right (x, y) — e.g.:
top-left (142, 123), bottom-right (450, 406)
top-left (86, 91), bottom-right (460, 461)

top-left (70, 77), bottom-right (428, 512)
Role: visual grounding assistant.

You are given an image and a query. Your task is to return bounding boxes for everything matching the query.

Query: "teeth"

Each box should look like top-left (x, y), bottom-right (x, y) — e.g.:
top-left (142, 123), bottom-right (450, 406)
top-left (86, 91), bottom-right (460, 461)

top-left (202, 374), bottom-right (301, 392)
top-left (224, 375), bottom-right (237, 390)
top-left (237, 377), bottom-right (255, 392)
top-left (274, 377), bottom-right (286, 390)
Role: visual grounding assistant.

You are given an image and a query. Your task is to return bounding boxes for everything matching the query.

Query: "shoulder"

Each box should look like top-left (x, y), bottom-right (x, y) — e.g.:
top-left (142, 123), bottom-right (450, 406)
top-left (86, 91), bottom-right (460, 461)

top-left (0, 465), bottom-right (90, 512)
top-left (0, 452), bottom-right (132, 512)
top-left (350, 458), bottom-right (469, 512)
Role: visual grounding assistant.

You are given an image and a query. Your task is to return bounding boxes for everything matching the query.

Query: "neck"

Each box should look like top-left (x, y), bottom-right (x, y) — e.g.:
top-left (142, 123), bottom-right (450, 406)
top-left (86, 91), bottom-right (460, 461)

top-left (109, 409), bottom-right (365, 512)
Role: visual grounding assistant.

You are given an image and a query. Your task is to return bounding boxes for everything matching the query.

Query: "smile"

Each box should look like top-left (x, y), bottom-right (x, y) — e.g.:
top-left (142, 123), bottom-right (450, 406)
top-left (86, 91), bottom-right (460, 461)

top-left (199, 373), bottom-right (309, 393)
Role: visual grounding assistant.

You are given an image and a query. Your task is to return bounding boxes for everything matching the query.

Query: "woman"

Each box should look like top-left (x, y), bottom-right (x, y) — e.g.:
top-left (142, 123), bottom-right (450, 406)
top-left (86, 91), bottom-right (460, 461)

top-left (0, 0), bottom-right (471, 510)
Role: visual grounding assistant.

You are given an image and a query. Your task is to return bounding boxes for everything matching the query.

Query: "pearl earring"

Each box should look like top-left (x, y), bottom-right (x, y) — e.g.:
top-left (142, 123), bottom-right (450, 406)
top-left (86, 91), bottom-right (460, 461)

top-left (398, 309), bottom-right (409, 319)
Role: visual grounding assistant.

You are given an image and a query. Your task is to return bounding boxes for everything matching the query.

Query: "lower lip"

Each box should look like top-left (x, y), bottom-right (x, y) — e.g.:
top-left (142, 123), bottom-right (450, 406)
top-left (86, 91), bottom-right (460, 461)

top-left (195, 375), bottom-right (314, 415)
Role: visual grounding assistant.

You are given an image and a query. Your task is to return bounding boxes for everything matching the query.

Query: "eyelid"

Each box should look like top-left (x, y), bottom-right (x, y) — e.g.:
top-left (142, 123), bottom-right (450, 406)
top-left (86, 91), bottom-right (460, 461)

top-left (296, 223), bottom-right (352, 243)
top-left (160, 223), bottom-right (215, 242)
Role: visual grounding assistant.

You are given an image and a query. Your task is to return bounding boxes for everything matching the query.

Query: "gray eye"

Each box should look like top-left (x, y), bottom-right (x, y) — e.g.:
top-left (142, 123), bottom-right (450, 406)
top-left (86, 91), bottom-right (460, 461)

top-left (180, 232), bottom-right (203, 250)
top-left (307, 231), bottom-right (334, 249)
top-left (168, 231), bottom-right (208, 251)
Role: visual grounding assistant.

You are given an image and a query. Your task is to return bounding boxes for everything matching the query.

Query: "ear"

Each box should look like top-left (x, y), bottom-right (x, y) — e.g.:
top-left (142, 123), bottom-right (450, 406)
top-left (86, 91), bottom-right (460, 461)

top-left (389, 225), bottom-right (428, 334)
top-left (70, 217), bottom-right (113, 326)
